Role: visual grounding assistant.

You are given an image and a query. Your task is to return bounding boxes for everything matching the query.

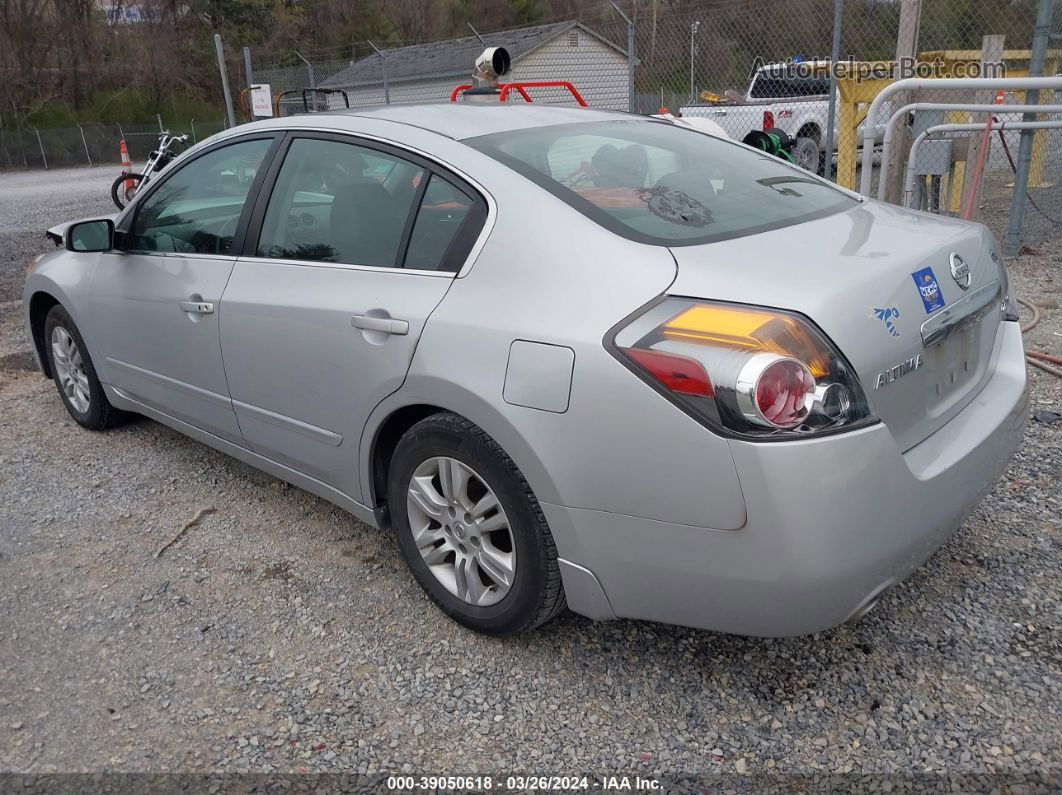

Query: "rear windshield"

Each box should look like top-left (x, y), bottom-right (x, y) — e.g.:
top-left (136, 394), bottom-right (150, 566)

top-left (466, 120), bottom-right (856, 246)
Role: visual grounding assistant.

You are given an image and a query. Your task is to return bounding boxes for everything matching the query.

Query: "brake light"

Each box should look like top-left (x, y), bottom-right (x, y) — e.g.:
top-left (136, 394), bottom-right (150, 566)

top-left (622, 347), bottom-right (714, 397)
top-left (611, 299), bottom-right (873, 439)
top-left (763, 110), bottom-right (775, 130)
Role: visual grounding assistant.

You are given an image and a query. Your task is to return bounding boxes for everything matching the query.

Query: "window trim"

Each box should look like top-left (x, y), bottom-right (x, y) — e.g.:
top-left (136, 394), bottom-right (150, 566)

top-left (242, 130), bottom-right (490, 275)
top-left (116, 133), bottom-right (283, 257)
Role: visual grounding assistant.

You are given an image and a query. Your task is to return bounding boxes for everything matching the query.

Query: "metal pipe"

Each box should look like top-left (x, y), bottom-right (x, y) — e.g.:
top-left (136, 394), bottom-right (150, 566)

top-left (367, 41), bottom-right (390, 105)
top-left (903, 119), bottom-right (1062, 207)
top-left (467, 23), bottom-right (486, 46)
top-left (878, 101), bottom-right (1062, 200)
top-left (689, 21), bottom-right (699, 104)
top-left (1005, 0), bottom-right (1056, 255)
top-left (823, 0), bottom-right (842, 180)
top-left (858, 75), bottom-right (1062, 195)
top-left (243, 46), bottom-right (254, 119)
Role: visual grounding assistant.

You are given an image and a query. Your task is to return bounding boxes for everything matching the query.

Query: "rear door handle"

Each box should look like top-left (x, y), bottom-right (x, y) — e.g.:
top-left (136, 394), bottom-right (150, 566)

top-left (179, 300), bottom-right (214, 314)
top-left (351, 315), bottom-right (409, 336)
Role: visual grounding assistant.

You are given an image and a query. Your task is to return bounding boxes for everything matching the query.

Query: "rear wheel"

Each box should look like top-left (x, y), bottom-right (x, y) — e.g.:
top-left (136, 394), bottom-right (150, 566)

top-left (111, 172), bottom-right (145, 209)
top-left (44, 305), bottom-right (128, 430)
top-left (387, 413), bottom-right (565, 635)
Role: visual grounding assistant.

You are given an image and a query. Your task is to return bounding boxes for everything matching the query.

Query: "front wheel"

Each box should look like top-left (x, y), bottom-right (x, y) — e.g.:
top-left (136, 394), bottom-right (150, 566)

top-left (387, 413), bottom-right (566, 636)
top-left (111, 172), bottom-right (146, 209)
top-left (44, 305), bottom-right (129, 430)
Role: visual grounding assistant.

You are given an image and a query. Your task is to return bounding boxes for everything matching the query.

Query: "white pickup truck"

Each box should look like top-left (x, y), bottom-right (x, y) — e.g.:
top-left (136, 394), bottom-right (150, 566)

top-left (680, 62), bottom-right (840, 173)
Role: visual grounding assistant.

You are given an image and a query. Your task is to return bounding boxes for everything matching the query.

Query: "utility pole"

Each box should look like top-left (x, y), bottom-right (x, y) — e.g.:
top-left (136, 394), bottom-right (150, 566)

top-left (1005, 0), bottom-right (1055, 254)
top-left (214, 34), bottom-right (236, 128)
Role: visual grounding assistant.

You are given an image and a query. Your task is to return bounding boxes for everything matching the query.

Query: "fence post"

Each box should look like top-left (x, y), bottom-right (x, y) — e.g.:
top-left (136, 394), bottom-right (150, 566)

top-left (215, 33), bottom-right (237, 128)
top-left (368, 41), bottom-right (390, 104)
top-left (823, 0), bottom-right (842, 180)
top-left (190, 118), bottom-right (197, 144)
top-left (1004, 0), bottom-right (1055, 255)
top-left (34, 127), bottom-right (48, 170)
top-left (295, 50), bottom-right (315, 90)
top-left (77, 124), bottom-right (93, 166)
top-left (608, 2), bottom-right (636, 113)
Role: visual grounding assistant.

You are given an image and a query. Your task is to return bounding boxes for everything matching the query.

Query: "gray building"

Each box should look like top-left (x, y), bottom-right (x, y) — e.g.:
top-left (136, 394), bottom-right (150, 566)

top-left (319, 21), bottom-right (630, 111)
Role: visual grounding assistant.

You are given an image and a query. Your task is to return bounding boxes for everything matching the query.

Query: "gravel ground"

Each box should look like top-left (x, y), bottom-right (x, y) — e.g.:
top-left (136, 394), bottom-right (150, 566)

top-left (0, 166), bottom-right (1060, 787)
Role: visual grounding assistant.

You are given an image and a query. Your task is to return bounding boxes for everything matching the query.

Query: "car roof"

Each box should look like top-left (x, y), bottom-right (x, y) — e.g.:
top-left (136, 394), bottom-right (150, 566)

top-left (256, 104), bottom-right (639, 141)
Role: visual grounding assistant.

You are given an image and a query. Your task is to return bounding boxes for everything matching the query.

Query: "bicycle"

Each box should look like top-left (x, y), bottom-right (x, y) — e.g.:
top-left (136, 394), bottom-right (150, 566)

top-left (111, 131), bottom-right (190, 209)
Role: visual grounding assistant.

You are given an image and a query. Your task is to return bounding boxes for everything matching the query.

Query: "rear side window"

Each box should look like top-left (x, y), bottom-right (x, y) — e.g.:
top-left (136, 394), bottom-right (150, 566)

top-left (467, 120), bottom-right (855, 246)
top-left (750, 71), bottom-right (831, 98)
top-left (257, 138), bottom-right (424, 268)
top-left (404, 174), bottom-right (475, 271)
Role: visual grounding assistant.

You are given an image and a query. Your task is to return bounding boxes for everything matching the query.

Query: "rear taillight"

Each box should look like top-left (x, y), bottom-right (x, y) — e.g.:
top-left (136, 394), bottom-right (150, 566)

top-left (762, 110), bottom-right (775, 130)
top-left (610, 298), bottom-right (874, 439)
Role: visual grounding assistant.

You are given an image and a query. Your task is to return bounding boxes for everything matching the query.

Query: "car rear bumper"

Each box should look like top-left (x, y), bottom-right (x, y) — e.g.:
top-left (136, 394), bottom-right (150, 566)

top-left (548, 321), bottom-right (1028, 636)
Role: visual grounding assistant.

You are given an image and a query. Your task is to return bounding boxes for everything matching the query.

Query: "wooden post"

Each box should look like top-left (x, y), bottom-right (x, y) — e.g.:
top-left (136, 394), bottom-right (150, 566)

top-left (959, 34), bottom-right (1005, 218)
top-left (884, 0), bottom-right (922, 203)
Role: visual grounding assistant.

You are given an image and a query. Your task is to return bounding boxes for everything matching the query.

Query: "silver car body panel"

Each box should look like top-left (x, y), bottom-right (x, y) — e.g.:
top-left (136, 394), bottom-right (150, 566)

top-left (24, 105), bottom-right (1027, 636)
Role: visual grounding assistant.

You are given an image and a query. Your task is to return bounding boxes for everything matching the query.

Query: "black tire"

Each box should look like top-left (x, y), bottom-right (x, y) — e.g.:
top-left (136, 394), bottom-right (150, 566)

top-left (387, 413), bottom-right (566, 636)
top-left (43, 305), bottom-right (129, 430)
top-left (111, 172), bottom-right (145, 209)
top-left (793, 136), bottom-right (823, 175)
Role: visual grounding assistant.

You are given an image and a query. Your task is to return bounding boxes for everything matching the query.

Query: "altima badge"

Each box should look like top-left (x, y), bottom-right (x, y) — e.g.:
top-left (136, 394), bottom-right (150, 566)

top-left (949, 253), bottom-right (971, 290)
top-left (875, 354), bottom-right (924, 389)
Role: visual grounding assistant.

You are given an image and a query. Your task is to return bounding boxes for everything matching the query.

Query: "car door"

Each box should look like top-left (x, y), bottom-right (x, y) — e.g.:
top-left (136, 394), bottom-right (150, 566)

top-left (219, 133), bottom-right (488, 499)
top-left (90, 135), bottom-right (278, 443)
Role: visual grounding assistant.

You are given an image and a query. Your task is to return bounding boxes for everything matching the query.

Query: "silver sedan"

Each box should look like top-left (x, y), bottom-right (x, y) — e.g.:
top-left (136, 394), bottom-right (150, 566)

top-left (24, 105), bottom-right (1028, 636)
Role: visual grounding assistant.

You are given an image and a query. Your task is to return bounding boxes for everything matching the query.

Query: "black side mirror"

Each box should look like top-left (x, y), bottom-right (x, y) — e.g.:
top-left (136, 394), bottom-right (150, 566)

top-left (65, 219), bottom-right (114, 252)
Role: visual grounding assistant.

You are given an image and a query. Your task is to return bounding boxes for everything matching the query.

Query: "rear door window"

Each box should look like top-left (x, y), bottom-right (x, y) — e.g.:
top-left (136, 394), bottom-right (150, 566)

top-left (256, 137), bottom-right (424, 268)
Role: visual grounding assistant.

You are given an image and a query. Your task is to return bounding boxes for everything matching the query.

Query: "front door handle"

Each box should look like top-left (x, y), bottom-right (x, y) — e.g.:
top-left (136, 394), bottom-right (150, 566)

top-left (179, 300), bottom-right (214, 314)
top-left (351, 315), bottom-right (409, 336)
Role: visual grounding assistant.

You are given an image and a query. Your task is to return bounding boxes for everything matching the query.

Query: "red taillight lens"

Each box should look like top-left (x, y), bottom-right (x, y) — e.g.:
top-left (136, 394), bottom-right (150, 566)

top-left (622, 347), bottom-right (714, 397)
top-left (610, 298), bottom-right (874, 439)
top-left (762, 110), bottom-right (775, 130)
top-left (738, 355), bottom-right (815, 429)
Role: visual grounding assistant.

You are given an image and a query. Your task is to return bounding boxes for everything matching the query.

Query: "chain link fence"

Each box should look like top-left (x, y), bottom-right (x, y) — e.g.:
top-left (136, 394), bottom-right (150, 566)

top-left (246, 0), bottom-right (1060, 251)
top-left (0, 120), bottom-right (229, 171)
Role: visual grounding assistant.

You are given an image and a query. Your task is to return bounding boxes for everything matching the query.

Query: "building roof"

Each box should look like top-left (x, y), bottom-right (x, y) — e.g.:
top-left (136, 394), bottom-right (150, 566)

top-left (320, 21), bottom-right (626, 90)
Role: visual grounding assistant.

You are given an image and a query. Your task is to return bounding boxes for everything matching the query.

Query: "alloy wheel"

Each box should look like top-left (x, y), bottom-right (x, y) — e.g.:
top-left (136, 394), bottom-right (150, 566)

top-left (406, 456), bottom-right (516, 607)
top-left (50, 326), bottom-right (91, 414)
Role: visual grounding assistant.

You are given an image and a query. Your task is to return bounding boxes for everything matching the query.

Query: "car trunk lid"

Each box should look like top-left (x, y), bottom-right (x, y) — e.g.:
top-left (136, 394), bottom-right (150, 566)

top-left (667, 201), bottom-right (1004, 451)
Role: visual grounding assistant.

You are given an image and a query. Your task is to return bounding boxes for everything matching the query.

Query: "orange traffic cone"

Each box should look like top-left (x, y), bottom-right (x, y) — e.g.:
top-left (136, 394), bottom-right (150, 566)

top-left (119, 139), bottom-right (134, 192)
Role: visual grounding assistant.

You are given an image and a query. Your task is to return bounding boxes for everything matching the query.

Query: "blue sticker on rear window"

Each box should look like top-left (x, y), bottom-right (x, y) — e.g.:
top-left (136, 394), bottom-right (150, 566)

top-left (911, 267), bottom-right (945, 313)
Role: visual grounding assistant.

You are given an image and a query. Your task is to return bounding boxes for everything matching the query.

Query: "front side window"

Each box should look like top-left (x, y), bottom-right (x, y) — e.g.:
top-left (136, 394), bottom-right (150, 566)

top-left (257, 138), bottom-right (424, 268)
top-left (467, 120), bottom-right (856, 246)
top-left (129, 138), bottom-right (272, 255)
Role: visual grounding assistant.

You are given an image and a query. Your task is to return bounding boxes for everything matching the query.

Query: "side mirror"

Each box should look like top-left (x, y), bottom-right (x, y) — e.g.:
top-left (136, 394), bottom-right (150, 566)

top-left (65, 219), bottom-right (114, 252)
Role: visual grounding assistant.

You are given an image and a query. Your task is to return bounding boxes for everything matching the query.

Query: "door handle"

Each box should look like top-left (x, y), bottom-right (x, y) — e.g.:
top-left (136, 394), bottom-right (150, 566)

top-left (179, 300), bottom-right (214, 314)
top-left (351, 315), bottom-right (409, 336)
